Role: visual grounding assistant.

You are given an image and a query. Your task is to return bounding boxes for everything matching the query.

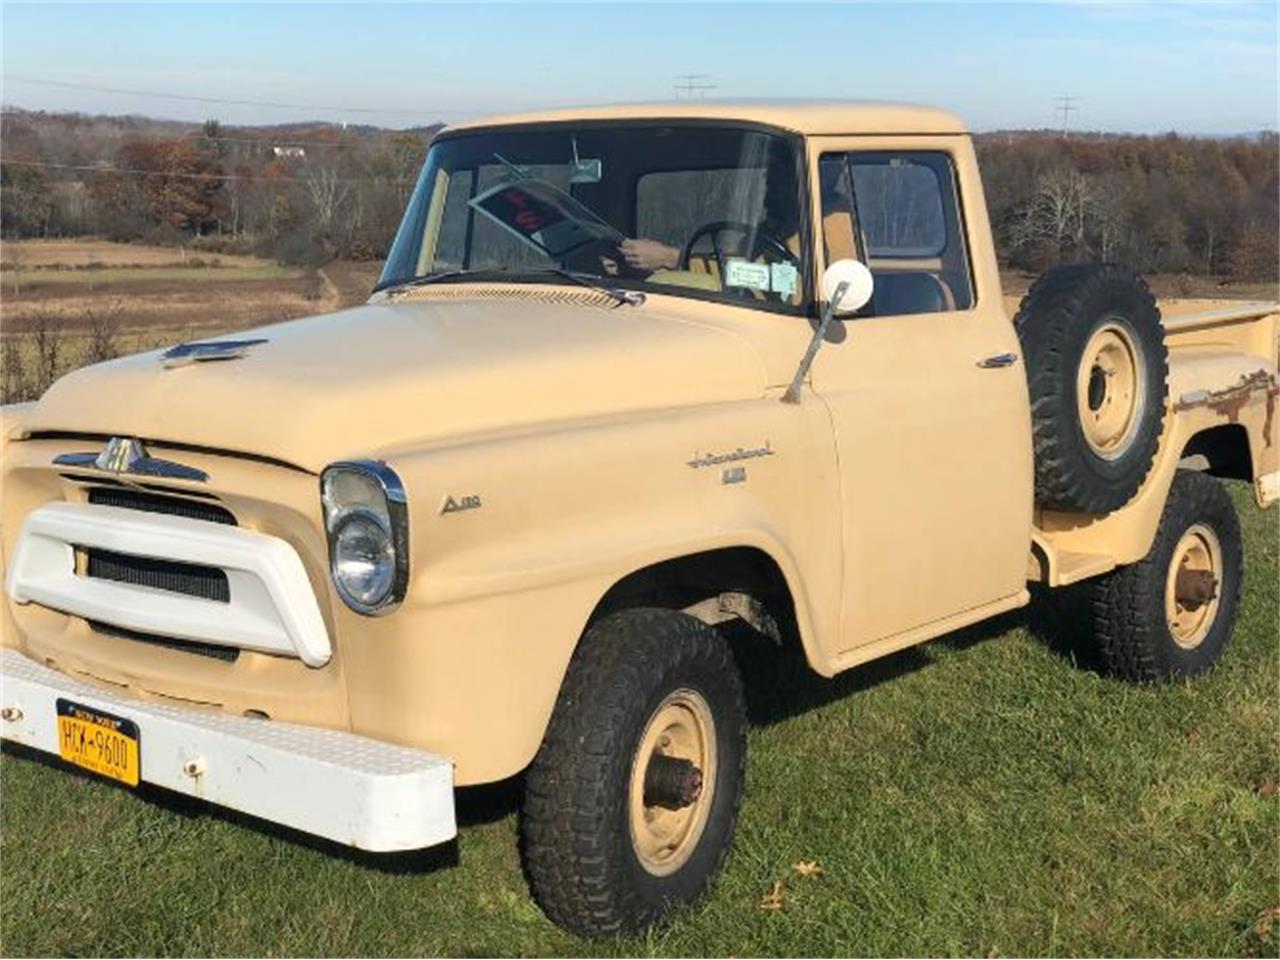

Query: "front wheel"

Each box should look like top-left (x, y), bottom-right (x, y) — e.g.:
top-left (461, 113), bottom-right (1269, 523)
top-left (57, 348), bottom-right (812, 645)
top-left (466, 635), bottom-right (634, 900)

top-left (1092, 470), bottom-right (1243, 681)
top-left (520, 608), bottom-right (747, 936)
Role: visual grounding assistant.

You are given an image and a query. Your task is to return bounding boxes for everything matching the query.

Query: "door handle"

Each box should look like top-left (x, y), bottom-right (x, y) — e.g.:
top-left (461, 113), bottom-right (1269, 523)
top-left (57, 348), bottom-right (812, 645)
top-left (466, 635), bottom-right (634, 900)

top-left (977, 352), bottom-right (1019, 369)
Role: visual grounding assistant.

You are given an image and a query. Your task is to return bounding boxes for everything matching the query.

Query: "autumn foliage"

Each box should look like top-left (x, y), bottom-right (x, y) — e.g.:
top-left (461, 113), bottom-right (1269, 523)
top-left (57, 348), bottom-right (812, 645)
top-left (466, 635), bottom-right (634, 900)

top-left (976, 130), bottom-right (1278, 281)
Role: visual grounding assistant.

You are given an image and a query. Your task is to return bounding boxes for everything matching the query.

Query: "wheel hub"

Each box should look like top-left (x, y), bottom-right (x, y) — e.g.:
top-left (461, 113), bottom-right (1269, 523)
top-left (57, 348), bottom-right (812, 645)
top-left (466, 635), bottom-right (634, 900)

top-left (1165, 523), bottom-right (1223, 649)
top-left (643, 754), bottom-right (703, 810)
top-left (1174, 567), bottom-right (1218, 611)
top-left (1077, 321), bottom-right (1146, 459)
top-left (628, 689), bottom-right (716, 876)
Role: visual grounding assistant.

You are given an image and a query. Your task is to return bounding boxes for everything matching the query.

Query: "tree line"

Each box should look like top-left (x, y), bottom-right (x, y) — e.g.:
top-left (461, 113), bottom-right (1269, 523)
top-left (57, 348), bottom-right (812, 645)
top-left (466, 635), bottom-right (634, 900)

top-left (2, 109), bottom-right (1276, 281)
top-left (1, 110), bottom-right (440, 267)
top-left (975, 130), bottom-right (1277, 281)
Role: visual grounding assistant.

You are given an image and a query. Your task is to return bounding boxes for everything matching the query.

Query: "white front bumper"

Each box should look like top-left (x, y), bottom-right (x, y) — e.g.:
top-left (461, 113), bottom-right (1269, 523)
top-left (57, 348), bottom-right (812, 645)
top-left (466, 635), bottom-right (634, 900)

top-left (0, 649), bottom-right (456, 852)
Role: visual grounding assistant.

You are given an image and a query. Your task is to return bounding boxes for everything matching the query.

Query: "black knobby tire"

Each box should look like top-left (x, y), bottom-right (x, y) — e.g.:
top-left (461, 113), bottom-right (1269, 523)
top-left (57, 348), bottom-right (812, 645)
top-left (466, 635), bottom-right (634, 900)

top-left (1092, 470), bottom-right (1243, 681)
top-left (520, 608), bottom-right (748, 936)
top-left (1015, 263), bottom-right (1168, 513)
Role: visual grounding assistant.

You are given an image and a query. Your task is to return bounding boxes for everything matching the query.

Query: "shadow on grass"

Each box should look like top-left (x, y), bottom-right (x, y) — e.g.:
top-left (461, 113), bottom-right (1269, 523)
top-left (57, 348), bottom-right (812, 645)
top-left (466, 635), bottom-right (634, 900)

top-left (731, 579), bottom-right (1106, 728)
top-left (723, 619), bottom-right (933, 728)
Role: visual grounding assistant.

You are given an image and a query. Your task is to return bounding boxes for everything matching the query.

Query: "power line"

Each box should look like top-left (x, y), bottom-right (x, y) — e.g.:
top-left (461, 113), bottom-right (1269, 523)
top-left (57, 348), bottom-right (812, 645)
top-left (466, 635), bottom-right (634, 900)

top-left (0, 157), bottom-right (408, 184)
top-left (180, 134), bottom-right (358, 149)
top-left (1054, 95), bottom-right (1079, 137)
top-left (673, 74), bottom-right (717, 100)
top-left (2, 73), bottom-right (474, 118)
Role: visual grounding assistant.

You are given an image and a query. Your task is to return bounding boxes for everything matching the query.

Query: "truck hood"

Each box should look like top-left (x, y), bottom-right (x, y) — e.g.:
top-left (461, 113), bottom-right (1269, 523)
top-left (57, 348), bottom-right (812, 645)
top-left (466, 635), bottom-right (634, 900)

top-left (26, 297), bottom-right (768, 472)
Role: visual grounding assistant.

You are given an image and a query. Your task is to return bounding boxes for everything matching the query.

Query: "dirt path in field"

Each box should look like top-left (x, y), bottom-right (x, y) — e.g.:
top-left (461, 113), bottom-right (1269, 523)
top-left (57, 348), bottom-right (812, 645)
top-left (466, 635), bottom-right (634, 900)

top-left (316, 266), bottom-right (342, 312)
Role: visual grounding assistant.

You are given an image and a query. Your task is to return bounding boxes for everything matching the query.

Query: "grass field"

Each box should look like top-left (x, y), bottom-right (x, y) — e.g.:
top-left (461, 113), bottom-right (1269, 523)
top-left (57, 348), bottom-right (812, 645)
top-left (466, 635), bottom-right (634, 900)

top-left (0, 239), bottom-right (379, 329)
top-left (1, 483), bottom-right (1275, 957)
top-left (0, 239), bottom-right (274, 270)
top-left (4, 264), bottom-right (298, 287)
top-left (0, 240), bottom-right (381, 401)
top-left (0, 239), bottom-right (1276, 955)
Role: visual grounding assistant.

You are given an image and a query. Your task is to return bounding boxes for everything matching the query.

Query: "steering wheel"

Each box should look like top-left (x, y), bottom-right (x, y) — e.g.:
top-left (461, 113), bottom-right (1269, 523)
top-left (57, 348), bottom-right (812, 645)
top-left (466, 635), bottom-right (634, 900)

top-left (677, 220), bottom-right (800, 296)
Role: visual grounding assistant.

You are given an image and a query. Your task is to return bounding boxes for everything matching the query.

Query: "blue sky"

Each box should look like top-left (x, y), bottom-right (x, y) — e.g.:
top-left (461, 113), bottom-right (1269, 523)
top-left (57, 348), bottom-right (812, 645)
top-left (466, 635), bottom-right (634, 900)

top-left (1, 1), bottom-right (1276, 134)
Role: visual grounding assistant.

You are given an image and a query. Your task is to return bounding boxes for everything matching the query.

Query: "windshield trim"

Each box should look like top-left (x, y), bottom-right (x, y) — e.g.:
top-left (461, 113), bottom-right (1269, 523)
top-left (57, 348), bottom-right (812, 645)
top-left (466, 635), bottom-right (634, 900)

top-left (380, 120), bottom-right (815, 316)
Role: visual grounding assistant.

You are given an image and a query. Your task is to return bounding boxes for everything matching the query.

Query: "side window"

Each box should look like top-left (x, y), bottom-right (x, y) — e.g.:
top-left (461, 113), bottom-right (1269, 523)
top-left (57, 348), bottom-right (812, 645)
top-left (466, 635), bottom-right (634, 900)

top-left (820, 151), bottom-right (974, 315)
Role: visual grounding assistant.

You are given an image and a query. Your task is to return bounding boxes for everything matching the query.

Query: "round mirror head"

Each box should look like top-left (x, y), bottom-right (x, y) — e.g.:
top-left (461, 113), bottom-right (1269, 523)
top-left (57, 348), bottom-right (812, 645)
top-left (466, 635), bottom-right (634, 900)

top-left (822, 259), bottom-right (874, 316)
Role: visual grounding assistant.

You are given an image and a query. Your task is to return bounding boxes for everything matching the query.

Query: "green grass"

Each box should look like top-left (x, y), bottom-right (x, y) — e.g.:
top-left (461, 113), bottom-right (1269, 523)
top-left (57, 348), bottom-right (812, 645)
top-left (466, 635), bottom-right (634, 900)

top-left (2, 483), bottom-right (1276, 957)
top-left (7, 265), bottom-right (298, 287)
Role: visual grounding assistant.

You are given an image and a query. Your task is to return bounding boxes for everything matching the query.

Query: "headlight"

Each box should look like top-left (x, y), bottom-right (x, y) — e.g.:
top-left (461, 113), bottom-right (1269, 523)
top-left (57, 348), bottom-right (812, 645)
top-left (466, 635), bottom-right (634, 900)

top-left (321, 461), bottom-right (409, 615)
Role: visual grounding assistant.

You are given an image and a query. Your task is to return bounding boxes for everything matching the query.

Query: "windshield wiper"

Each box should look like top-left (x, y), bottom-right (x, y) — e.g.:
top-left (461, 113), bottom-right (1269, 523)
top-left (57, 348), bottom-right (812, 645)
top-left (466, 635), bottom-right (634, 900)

top-left (375, 268), bottom-right (489, 294)
top-left (527, 268), bottom-right (645, 307)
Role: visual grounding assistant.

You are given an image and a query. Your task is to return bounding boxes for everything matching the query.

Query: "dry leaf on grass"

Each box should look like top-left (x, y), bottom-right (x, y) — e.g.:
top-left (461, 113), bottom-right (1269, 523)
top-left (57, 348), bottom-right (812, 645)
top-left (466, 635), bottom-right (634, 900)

top-left (792, 859), bottom-right (824, 877)
top-left (758, 880), bottom-right (786, 911)
top-left (1255, 906), bottom-right (1280, 945)
top-left (1257, 778), bottom-right (1278, 800)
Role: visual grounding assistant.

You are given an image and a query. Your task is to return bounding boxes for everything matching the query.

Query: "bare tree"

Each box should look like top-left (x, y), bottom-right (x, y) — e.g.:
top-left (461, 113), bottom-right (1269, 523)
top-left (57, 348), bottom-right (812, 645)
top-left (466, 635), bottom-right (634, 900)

top-left (1011, 168), bottom-right (1093, 259)
top-left (5, 242), bottom-right (25, 297)
top-left (85, 300), bottom-right (123, 364)
top-left (303, 162), bottom-right (351, 234)
top-left (0, 334), bottom-right (28, 403)
top-left (27, 307), bottom-right (63, 396)
top-left (1091, 175), bottom-right (1130, 262)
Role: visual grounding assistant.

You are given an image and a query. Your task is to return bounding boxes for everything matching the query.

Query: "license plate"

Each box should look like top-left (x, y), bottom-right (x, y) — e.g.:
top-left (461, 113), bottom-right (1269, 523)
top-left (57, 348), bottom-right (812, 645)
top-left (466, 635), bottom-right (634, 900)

top-left (55, 699), bottom-right (140, 787)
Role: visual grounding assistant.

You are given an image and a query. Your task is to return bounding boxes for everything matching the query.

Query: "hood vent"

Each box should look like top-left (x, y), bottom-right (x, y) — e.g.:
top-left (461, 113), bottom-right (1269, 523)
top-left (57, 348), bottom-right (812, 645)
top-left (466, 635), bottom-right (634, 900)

top-left (387, 284), bottom-right (622, 310)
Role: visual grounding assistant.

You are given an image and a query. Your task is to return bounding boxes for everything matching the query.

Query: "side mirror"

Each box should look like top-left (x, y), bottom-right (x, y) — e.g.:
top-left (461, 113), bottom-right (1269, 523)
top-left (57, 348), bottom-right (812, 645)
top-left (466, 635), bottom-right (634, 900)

top-left (781, 259), bottom-right (875, 404)
top-left (822, 259), bottom-right (874, 316)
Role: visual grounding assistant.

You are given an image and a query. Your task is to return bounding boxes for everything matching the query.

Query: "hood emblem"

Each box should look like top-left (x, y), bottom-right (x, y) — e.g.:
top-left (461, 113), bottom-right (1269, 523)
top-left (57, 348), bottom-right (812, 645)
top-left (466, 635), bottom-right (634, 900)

top-left (53, 437), bottom-right (209, 483)
top-left (96, 436), bottom-right (146, 473)
top-left (160, 338), bottom-right (268, 368)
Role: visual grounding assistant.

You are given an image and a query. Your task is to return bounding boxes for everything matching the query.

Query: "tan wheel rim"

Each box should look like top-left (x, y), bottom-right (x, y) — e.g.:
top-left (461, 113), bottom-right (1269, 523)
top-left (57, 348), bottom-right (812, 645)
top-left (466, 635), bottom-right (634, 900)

top-left (1165, 523), bottom-right (1223, 649)
top-left (1077, 320), bottom-right (1146, 459)
top-left (628, 688), bottom-right (717, 877)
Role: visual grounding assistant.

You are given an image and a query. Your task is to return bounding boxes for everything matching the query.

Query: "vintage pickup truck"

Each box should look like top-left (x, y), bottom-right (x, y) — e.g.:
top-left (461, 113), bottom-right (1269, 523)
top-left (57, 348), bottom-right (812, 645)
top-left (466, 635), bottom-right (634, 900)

top-left (1, 102), bottom-right (1276, 936)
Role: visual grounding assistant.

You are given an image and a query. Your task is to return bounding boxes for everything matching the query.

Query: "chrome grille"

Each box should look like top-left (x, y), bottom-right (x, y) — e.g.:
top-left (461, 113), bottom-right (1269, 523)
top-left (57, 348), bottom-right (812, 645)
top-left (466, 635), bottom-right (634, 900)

top-left (86, 486), bottom-right (236, 525)
top-left (87, 620), bottom-right (240, 663)
top-left (86, 548), bottom-right (230, 603)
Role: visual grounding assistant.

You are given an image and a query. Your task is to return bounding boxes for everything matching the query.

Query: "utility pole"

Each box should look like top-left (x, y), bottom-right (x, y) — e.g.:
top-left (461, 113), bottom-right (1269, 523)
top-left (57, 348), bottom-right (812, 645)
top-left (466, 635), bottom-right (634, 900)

top-left (1054, 95), bottom-right (1079, 138)
top-left (673, 74), bottom-right (717, 100)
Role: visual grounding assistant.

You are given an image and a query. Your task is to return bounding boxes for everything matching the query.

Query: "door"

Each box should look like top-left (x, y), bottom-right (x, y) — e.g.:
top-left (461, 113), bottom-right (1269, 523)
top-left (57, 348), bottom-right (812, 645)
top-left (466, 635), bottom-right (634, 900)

top-left (807, 137), bottom-right (1032, 651)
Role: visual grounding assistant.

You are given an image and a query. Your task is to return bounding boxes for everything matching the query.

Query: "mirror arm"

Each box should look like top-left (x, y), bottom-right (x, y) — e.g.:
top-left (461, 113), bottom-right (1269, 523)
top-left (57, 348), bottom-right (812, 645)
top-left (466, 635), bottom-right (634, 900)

top-left (781, 280), bottom-right (848, 404)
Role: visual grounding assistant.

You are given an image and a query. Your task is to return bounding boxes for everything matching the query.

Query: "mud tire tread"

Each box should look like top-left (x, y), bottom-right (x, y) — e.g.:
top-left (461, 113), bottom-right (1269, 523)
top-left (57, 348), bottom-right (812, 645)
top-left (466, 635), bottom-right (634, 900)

top-left (520, 608), bottom-right (747, 936)
top-left (1015, 263), bottom-right (1168, 513)
top-left (1091, 470), bottom-right (1243, 682)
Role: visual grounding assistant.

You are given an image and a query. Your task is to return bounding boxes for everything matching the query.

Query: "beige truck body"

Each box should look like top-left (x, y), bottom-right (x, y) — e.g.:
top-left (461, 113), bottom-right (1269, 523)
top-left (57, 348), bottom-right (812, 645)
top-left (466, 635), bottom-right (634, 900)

top-left (1, 102), bottom-right (1276, 798)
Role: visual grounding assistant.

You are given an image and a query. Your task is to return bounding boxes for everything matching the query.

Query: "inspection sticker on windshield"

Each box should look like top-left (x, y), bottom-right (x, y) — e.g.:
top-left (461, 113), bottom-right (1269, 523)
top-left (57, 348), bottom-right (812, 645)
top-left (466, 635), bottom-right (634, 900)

top-left (724, 259), bottom-right (771, 292)
top-left (770, 262), bottom-right (798, 299)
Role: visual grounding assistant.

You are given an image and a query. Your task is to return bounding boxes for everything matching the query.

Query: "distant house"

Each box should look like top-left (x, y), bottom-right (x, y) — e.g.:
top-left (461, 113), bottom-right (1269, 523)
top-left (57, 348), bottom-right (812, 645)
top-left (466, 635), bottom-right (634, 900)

top-left (272, 146), bottom-right (306, 159)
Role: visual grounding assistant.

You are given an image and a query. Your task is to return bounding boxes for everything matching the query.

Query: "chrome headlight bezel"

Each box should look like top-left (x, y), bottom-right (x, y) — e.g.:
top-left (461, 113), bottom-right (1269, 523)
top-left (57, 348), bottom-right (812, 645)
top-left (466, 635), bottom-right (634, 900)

top-left (321, 460), bottom-right (409, 615)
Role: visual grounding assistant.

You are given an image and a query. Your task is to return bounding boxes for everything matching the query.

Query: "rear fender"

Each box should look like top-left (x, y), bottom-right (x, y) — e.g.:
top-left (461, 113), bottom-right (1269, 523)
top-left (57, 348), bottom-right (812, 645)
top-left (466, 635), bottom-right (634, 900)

top-left (1035, 346), bottom-right (1277, 577)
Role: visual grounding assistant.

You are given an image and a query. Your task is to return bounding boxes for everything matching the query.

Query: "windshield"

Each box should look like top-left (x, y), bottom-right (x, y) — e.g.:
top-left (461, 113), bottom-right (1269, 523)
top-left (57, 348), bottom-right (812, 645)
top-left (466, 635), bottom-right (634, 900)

top-left (378, 124), bottom-right (808, 311)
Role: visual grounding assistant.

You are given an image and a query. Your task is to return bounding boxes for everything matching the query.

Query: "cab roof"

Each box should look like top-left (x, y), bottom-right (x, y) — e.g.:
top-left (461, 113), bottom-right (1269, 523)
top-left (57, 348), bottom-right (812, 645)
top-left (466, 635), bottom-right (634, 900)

top-left (445, 100), bottom-right (968, 137)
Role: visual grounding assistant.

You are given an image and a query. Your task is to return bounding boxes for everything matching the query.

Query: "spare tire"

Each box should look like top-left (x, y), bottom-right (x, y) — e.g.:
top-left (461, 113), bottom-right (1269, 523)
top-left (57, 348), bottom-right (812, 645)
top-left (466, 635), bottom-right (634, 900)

top-left (1015, 263), bottom-right (1168, 514)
